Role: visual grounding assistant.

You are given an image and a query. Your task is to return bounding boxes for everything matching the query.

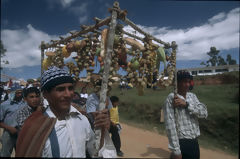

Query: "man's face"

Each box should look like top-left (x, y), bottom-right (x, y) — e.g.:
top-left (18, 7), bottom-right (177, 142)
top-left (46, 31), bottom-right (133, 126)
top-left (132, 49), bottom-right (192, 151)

top-left (44, 83), bottom-right (74, 113)
top-left (178, 78), bottom-right (190, 92)
top-left (15, 90), bottom-right (23, 98)
top-left (25, 92), bottom-right (41, 108)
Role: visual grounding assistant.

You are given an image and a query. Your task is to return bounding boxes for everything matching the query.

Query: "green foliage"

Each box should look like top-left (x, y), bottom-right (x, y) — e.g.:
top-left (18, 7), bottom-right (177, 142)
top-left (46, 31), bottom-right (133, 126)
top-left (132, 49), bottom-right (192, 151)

top-left (0, 40), bottom-right (7, 57)
top-left (111, 82), bottom-right (239, 154)
top-left (200, 47), bottom-right (238, 67)
top-left (206, 47), bottom-right (220, 66)
top-left (0, 40), bottom-right (9, 69)
top-left (226, 54), bottom-right (237, 65)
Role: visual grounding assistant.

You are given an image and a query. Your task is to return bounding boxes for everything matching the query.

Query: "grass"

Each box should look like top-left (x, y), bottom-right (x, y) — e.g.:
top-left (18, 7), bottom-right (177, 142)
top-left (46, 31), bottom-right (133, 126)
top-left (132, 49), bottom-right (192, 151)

top-left (109, 84), bottom-right (239, 155)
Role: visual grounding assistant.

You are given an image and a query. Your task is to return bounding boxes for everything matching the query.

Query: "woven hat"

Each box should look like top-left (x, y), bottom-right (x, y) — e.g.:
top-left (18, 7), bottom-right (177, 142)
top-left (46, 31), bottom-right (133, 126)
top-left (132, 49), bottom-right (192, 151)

top-left (41, 66), bottom-right (73, 91)
top-left (177, 70), bottom-right (192, 82)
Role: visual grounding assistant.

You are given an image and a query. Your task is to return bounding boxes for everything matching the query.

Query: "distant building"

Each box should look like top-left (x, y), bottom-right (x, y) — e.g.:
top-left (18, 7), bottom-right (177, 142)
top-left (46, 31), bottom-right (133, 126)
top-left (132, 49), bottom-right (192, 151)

top-left (179, 64), bottom-right (239, 76)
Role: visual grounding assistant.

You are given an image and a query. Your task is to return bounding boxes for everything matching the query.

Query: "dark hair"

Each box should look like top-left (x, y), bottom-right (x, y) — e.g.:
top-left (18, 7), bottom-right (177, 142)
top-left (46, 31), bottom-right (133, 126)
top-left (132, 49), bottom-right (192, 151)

top-left (110, 96), bottom-right (119, 103)
top-left (23, 87), bottom-right (40, 98)
top-left (177, 70), bottom-right (191, 82)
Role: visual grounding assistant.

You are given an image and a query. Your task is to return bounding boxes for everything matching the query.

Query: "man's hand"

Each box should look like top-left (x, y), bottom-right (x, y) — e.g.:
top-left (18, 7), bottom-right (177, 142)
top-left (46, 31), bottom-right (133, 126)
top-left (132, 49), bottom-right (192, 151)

top-left (94, 109), bottom-right (110, 130)
top-left (173, 96), bottom-right (187, 108)
top-left (7, 126), bottom-right (18, 135)
top-left (173, 154), bottom-right (182, 159)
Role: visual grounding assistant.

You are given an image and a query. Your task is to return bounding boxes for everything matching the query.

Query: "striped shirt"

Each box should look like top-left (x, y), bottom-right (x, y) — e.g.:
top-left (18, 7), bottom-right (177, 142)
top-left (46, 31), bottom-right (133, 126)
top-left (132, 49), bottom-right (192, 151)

top-left (163, 92), bottom-right (208, 155)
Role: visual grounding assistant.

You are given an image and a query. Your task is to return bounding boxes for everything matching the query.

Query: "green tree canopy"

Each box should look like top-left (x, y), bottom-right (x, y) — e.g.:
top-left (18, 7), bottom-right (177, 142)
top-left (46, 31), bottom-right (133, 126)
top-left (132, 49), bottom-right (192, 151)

top-left (0, 40), bottom-right (9, 69)
top-left (226, 54), bottom-right (237, 65)
top-left (200, 46), bottom-right (231, 67)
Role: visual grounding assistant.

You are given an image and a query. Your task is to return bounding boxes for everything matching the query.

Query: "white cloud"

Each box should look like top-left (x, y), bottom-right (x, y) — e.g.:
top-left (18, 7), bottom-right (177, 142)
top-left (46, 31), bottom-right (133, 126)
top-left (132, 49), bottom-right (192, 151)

top-left (46, 0), bottom-right (76, 9)
top-left (78, 15), bottom-right (88, 24)
top-left (69, 3), bottom-right (88, 15)
top-left (1, 24), bottom-right (59, 68)
top-left (60, 0), bottom-right (76, 8)
top-left (123, 7), bottom-right (239, 60)
top-left (1, 7), bottom-right (239, 69)
top-left (45, 0), bottom-right (89, 24)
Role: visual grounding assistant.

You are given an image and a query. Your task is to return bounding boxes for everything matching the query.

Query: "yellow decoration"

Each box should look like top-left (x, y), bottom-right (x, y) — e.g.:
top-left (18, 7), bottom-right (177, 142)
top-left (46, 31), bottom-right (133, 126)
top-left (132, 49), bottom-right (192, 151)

top-left (62, 45), bottom-right (71, 58)
top-left (42, 58), bottom-right (51, 70)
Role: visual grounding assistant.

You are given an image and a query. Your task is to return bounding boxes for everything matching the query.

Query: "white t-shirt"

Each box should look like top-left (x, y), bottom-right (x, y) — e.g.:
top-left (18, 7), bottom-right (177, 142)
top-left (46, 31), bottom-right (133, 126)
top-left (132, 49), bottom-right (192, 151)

top-left (42, 106), bottom-right (96, 157)
top-left (80, 93), bottom-right (88, 99)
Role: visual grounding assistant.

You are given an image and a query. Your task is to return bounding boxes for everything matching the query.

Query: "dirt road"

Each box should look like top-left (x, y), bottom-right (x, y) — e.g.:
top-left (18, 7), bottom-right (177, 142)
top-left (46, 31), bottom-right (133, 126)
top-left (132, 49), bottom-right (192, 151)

top-left (0, 125), bottom-right (238, 158)
top-left (119, 123), bottom-right (238, 159)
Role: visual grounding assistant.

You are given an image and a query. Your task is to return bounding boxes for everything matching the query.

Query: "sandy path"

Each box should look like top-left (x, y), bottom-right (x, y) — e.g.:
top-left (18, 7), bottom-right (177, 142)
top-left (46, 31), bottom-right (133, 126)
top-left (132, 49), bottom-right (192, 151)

top-left (0, 125), bottom-right (238, 159)
top-left (119, 123), bottom-right (238, 159)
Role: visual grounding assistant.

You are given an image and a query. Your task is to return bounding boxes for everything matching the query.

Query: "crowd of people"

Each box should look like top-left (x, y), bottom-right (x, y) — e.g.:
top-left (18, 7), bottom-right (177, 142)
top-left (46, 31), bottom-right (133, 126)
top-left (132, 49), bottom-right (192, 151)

top-left (0, 66), bottom-right (207, 159)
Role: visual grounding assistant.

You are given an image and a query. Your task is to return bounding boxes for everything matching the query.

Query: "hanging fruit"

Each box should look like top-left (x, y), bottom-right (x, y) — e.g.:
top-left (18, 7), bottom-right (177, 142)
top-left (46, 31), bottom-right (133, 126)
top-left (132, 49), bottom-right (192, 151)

top-left (62, 45), bottom-right (71, 58)
top-left (42, 57), bottom-right (52, 70)
top-left (123, 37), bottom-right (145, 51)
top-left (45, 51), bottom-right (56, 56)
top-left (100, 28), bottom-right (108, 58)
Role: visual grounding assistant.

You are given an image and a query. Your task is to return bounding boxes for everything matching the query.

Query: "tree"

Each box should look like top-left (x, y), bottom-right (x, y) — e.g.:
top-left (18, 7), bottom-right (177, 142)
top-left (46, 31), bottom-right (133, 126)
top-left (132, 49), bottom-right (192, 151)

top-left (200, 61), bottom-right (206, 65)
top-left (206, 47), bottom-right (220, 66)
top-left (0, 40), bottom-right (9, 69)
top-left (200, 46), bottom-right (228, 67)
top-left (218, 56), bottom-right (227, 66)
top-left (226, 54), bottom-right (237, 65)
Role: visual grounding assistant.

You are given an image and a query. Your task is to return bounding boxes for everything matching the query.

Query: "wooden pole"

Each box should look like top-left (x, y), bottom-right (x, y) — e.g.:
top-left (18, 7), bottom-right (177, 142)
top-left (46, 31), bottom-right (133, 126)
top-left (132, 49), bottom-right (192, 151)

top-left (94, 1), bottom-right (119, 157)
top-left (44, 17), bottom-right (111, 49)
top-left (40, 41), bottom-right (45, 76)
top-left (172, 41), bottom-right (178, 95)
top-left (123, 17), bottom-right (169, 46)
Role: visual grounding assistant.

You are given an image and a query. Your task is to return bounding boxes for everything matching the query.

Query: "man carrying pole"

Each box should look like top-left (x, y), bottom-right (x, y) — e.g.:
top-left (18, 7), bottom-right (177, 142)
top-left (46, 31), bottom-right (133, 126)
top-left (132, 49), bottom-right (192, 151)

top-left (163, 62), bottom-right (208, 159)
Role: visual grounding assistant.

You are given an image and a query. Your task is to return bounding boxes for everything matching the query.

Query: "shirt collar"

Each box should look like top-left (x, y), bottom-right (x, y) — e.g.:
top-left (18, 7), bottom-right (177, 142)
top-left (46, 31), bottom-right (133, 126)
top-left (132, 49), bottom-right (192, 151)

top-left (45, 105), bottom-right (81, 119)
top-left (27, 105), bottom-right (35, 113)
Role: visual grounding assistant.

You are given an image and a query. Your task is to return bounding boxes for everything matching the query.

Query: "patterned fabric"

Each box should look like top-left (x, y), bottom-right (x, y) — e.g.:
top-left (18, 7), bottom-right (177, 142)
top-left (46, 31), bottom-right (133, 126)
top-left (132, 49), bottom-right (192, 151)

top-left (41, 66), bottom-right (73, 91)
top-left (163, 92), bottom-right (208, 155)
top-left (16, 105), bottom-right (35, 130)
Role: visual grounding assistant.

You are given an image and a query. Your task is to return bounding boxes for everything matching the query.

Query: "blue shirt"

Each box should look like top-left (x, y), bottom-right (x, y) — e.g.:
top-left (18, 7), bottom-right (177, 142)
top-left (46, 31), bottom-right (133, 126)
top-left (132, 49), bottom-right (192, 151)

top-left (0, 99), bottom-right (25, 127)
top-left (86, 93), bottom-right (113, 113)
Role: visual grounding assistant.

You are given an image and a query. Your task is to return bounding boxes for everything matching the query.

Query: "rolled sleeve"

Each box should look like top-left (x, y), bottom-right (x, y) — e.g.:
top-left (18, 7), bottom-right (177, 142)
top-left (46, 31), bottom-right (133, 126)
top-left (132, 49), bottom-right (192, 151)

top-left (187, 93), bottom-right (208, 119)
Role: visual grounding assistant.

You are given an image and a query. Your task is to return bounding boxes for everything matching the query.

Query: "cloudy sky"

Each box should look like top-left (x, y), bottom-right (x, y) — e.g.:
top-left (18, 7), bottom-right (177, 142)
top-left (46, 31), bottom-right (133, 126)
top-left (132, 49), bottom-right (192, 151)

top-left (1, 0), bottom-right (239, 80)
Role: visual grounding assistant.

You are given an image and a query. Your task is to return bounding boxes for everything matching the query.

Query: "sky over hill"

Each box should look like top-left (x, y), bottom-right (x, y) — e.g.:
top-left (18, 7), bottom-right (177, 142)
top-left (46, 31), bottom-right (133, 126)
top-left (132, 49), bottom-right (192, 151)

top-left (1, 0), bottom-right (239, 80)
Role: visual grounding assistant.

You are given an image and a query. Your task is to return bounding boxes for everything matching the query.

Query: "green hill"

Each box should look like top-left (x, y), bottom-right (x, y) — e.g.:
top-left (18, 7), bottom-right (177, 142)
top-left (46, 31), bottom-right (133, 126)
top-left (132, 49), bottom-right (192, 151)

top-left (110, 83), bottom-right (239, 154)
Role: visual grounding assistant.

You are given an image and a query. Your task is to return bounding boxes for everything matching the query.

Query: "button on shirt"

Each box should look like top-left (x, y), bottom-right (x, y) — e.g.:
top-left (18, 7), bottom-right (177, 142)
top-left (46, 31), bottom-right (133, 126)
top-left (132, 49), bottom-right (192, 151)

top-left (0, 100), bottom-right (25, 127)
top-left (42, 106), bottom-right (96, 158)
top-left (163, 92), bottom-right (208, 155)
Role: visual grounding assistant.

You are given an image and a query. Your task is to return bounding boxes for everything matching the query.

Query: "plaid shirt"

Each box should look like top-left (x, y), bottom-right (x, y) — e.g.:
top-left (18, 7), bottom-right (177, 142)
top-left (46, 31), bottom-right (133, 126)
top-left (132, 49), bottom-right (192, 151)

top-left (16, 105), bottom-right (35, 130)
top-left (163, 92), bottom-right (208, 155)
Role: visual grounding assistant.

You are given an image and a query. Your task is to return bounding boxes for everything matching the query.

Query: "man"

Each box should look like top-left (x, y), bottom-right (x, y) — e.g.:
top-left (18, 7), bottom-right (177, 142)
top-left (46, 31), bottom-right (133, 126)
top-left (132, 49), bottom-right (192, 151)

top-left (16, 66), bottom-right (111, 158)
top-left (86, 79), bottom-right (113, 128)
top-left (163, 70), bottom-right (208, 159)
top-left (0, 89), bottom-right (24, 157)
top-left (16, 87), bottom-right (41, 131)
